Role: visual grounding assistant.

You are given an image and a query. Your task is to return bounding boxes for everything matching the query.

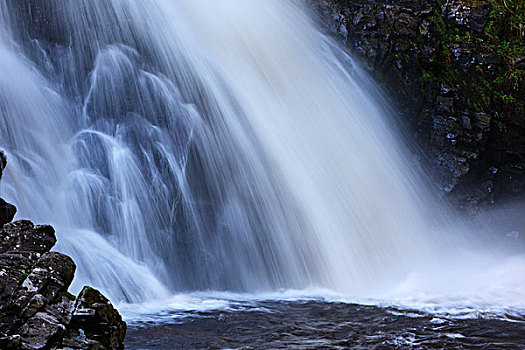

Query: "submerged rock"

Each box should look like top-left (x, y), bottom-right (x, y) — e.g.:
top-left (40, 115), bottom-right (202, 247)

top-left (0, 156), bottom-right (125, 349)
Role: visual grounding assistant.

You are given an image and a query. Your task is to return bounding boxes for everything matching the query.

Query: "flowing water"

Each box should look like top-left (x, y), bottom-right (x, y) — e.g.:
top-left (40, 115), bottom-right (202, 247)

top-left (0, 0), bottom-right (524, 348)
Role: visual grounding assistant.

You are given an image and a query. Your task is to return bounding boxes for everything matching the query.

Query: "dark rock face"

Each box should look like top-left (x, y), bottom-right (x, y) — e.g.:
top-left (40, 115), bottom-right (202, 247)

top-left (0, 152), bottom-right (6, 180)
top-left (0, 199), bottom-right (17, 227)
top-left (71, 287), bottom-right (127, 350)
top-left (0, 153), bottom-right (16, 226)
top-left (0, 220), bottom-right (127, 349)
top-left (442, 0), bottom-right (491, 32)
top-left (0, 155), bottom-right (126, 349)
top-left (314, 0), bottom-right (525, 212)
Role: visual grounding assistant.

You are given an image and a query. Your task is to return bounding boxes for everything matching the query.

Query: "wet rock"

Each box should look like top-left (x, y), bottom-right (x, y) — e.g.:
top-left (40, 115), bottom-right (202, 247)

top-left (0, 151), bottom-right (6, 180)
top-left (461, 115), bottom-right (472, 130)
top-left (448, 43), bottom-right (496, 75)
top-left (0, 199), bottom-right (16, 227)
top-left (0, 152), bottom-right (15, 226)
top-left (0, 152), bottom-right (16, 226)
top-left (61, 328), bottom-right (105, 349)
top-left (456, 179), bottom-right (496, 214)
top-left (502, 164), bottom-right (525, 197)
top-left (436, 96), bottom-right (455, 113)
top-left (12, 251), bottom-right (76, 315)
top-left (472, 112), bottom-right (491, 131)
top-left (0, 252), bottom-right (36, 306)
top-left (0, 220), bottom-right (126, 349)
top-left (18, 312), bottom-right (64, 349)
top-left (442, 0), bottom-right (491, 32)
top-left (45, 292), bottom-right (76, 325)
top-left (70, 286), bottom-right (127, 350)
top-left (7, 1), bottom-right (70, 46)
top-left (0, 221), bottom-right (56, 255)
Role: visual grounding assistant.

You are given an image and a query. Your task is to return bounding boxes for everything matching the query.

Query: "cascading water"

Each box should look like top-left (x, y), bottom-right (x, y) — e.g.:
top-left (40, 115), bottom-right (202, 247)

top-left (0, 0), bottom-right (523, 314)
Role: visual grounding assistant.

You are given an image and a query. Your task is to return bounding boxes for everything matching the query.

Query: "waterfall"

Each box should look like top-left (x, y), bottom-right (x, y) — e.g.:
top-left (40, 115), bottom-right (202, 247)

top-left (0, 0), bottom-right (520, 308)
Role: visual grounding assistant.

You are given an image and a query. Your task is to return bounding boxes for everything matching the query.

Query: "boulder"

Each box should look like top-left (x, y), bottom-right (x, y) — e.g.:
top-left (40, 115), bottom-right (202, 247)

top-left (70, 287), bottom-right (127, 350)
top-left (0, 220), bottom-right (126, 349)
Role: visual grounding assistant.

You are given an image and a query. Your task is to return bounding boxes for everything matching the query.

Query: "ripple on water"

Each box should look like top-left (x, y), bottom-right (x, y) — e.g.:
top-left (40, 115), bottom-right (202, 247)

top-left (124, 300), bottom-right (525, 349)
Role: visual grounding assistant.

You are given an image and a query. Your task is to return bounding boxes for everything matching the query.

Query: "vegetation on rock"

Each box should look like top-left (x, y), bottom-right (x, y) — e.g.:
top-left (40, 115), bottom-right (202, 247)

top-left (315, 0), bottom-right (524, 211)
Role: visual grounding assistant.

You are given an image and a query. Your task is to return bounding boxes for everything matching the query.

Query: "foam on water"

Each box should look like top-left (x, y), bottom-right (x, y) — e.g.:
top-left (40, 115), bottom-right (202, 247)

top-left (118, 251), bottom-right (525, 324)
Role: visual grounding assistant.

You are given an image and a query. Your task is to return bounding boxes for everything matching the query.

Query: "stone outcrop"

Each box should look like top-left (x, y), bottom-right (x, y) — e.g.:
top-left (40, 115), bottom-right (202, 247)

top-left (0, 154), bottom-right (126, 349)
top-left (0, 219), bottom-right (127, 350)
top-left (314, 0), bottom-right (525, 212)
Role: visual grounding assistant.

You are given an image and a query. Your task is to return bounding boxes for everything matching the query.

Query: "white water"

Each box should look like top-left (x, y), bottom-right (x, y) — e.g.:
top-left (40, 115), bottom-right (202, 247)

top-left (0, 0), bottom-right (523, 316)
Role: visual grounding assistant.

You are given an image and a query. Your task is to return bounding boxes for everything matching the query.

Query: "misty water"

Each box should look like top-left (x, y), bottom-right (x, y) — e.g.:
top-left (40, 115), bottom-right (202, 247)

top-left (0, 0), bottom-right (524, 348)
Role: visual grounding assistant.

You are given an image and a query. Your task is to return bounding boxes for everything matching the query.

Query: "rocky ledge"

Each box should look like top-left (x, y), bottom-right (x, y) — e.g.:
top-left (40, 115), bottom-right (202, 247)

top-left (0, 153), bottom-right (126, 350)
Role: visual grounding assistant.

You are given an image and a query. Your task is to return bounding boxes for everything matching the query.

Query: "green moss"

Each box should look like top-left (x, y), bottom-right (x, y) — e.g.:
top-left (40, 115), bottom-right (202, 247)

top-left (416, 0), bottom-right (524, 122)
top-left (348, 0), bottom-right (522, 138)
top-left (80, 286), bottom-right (106, 305)
top-left (421, 71), bottom-right (435, 83)
top-left (18, 272), bottom-right (28, 282)
top-left (484, 0), bottom-right (525, 118)
top-left (54, 290), bottom-right (76, 302)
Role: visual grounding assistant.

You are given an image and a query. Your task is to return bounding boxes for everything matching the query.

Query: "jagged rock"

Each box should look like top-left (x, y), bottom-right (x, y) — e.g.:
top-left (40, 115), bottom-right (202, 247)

top-left (1, 221), bottom-right (56, 255)
top-left (45, 293), bottom-right (76, 325)
top-left (21, 294), bottom-right (46, 319)
top-left (448, 43), bottom-right (496, 75)
top-left (0, 252), bottom-right (36, 306)
top-left (70, 287), bottom-right (126, 350)
top-left (0, 220), bottom-right (56, 255)
top-left (18, 312), bottom-right (64, 349)
top-left (0, 220), bottom-right (126, 349)
top-left (12, 251), bottom-right (75, 315)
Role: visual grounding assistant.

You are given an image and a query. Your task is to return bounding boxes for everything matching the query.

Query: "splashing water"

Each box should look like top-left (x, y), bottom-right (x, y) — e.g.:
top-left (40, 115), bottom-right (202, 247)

top-left (0, 0), bottom-right (523, 314)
